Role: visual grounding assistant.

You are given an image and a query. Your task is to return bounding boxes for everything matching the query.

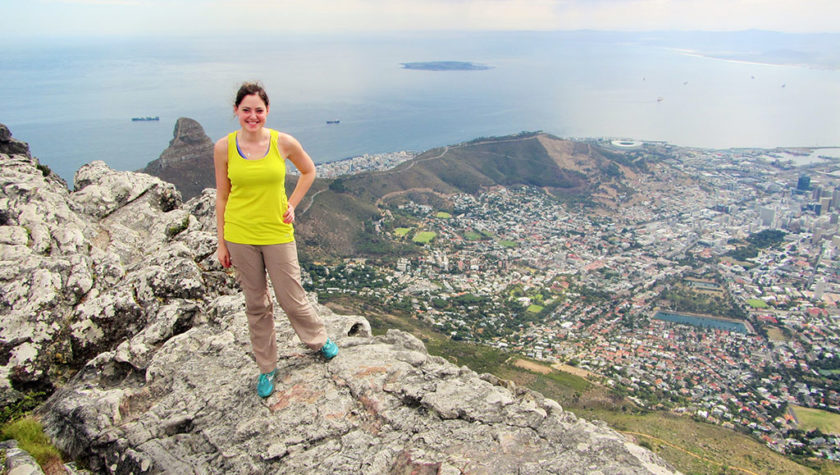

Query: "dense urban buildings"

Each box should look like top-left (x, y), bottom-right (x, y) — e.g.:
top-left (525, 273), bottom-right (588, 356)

top-left (309, 140), bottom-right (840, 459)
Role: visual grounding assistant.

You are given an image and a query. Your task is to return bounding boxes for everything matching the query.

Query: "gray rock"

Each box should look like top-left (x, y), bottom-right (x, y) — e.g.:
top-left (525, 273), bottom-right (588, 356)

top-left (0, 124), bottom-right (31, 157)
top-left (139, 118), bottom-right (216, 201)
top-left (153, 118), bottom-right (214, 170)
top-left (0, 440), bottom-right (45, 475)
top-left (0, 124), bottom-right (677, 474)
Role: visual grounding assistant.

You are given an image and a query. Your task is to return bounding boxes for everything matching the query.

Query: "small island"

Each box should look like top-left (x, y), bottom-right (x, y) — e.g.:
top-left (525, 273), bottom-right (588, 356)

top-left (401, 61), bottom-right (492, 71)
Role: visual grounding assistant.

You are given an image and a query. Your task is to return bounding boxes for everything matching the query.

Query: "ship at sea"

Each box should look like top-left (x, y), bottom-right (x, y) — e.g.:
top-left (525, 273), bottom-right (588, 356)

top-left (132, 116), bottom-right (160, 122)
top-left (326, 120), bottom-right (340, 124)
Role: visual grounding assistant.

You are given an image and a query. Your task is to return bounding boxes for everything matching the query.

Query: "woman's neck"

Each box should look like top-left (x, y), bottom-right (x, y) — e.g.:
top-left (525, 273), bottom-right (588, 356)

top-left (239, 127), bottom-right (267, 143)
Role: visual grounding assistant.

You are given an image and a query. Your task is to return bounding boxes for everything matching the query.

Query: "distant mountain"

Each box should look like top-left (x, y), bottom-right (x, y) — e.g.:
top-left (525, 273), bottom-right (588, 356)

top-left (139, 117), bottom-right (215, 201)
top-left (141, 123), bottom-right (653, 258)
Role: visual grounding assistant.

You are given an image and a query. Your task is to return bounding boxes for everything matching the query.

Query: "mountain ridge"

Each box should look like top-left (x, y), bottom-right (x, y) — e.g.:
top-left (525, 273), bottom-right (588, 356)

top-left (138, 120), bottom-right (653, 258)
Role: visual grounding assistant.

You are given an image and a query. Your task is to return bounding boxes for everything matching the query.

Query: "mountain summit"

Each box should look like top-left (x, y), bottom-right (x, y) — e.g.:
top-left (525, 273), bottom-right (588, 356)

top-left (140, 117), bottom-right (215, 201)
top-left (0, 124), bottom-right (674, 473)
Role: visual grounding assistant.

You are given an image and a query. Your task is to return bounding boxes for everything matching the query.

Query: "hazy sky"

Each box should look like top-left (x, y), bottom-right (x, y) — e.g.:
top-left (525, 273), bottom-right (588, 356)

top-left (4, 0), bottom-right (839, 37)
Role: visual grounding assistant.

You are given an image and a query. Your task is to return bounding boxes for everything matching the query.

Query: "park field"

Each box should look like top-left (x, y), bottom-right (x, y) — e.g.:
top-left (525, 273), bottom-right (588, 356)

top-left (412, 231), bottom-right (437, 243)
top-left (794, 405), bottom-right (840, 435)
top-left (746, 298), bottom-right (769, 309)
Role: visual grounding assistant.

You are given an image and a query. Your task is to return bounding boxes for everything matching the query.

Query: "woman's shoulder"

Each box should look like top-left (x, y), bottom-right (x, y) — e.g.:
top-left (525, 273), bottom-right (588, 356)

top-left (274, 130), bottom-right (301, 148)
top-left (213, 134), bottom-right (233, 156)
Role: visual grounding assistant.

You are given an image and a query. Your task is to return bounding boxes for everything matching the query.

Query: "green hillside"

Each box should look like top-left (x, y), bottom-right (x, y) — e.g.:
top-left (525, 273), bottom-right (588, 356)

top-left (296, 132), bottom-right (646, 258)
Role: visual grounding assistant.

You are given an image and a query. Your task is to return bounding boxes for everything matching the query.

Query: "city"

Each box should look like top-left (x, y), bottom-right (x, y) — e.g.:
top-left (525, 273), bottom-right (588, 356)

top-left (305, 140), bottom-right (840, 460)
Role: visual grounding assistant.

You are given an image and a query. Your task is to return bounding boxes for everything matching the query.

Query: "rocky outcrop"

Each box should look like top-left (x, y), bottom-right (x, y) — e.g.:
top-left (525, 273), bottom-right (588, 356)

top-left (140, 118), bottom-right (215, 201)
top-left (151, 118), bottom-right (214, 170)
top-left (0, 124), bottom-right (30, 157)
top-left (0, 123), bottom-right (676, 474)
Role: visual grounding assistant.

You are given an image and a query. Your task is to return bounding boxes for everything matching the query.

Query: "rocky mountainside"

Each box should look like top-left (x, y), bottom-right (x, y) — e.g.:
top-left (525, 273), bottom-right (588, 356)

top-left (140, 118), bottom-right (216, 201)
top-left (0, 124), bottom-right (675, 473)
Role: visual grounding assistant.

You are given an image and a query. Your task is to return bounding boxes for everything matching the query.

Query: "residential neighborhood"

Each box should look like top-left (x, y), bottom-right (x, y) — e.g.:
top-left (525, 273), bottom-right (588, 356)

top-left (308, 140), bottom-right (840, 459)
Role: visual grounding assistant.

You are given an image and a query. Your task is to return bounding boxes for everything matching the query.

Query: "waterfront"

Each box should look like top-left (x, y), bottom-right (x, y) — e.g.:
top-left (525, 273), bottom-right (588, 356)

top-left (2, 30), bottom-right (838, 183)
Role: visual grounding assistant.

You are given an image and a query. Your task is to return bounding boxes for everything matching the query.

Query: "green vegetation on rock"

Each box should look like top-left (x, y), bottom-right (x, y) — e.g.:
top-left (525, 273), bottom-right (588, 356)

top-left (1, 417), bottom-right (63, 471)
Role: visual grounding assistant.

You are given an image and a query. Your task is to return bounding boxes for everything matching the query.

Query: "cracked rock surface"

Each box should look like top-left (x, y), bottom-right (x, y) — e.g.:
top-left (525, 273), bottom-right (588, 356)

top-left (0, 124), bottom-right (676, 474)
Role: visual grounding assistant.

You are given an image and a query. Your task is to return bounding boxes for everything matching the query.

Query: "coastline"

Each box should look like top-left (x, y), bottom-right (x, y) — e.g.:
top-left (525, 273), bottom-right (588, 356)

top-left (288, 150), bottom-right (417, 178)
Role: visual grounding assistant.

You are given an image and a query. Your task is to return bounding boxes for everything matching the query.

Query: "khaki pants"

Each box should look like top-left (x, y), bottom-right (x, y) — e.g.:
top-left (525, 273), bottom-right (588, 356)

top-left (226, 241), bottom-right (327, 373)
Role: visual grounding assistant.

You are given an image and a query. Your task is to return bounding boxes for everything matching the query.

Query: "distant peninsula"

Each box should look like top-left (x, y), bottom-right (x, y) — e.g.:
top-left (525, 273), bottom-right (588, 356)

top-left (401, 61), bottom-right (492, 71)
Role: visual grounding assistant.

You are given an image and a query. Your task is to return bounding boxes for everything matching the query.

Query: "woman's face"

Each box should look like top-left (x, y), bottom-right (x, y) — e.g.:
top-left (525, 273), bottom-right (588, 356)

top-left (235, 94), bottom-right (269, 132)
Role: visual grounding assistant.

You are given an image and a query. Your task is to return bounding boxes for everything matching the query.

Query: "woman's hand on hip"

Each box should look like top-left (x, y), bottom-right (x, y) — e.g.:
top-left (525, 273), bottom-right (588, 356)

top-left (283, 203), bottom-right (295, 224)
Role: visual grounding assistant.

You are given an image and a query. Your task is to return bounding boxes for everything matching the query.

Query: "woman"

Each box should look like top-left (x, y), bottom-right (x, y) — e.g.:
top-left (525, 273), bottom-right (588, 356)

top-left (214, 82), bottom-right (338, 399)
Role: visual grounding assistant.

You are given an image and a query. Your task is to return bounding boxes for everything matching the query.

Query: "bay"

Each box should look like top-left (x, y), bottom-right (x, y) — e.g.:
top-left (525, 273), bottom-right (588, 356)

top-left (1, 30), bottom-right (839, 184)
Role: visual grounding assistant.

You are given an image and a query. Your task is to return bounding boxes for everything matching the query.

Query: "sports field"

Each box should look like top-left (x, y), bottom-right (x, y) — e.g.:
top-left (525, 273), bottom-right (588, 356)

top-left (412, 231), bottom-right (437, 243)
top-left (793, 405), bottom-right (840, 434)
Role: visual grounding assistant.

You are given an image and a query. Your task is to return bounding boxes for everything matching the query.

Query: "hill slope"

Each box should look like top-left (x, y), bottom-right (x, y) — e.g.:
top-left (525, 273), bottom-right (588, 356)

top-left (294, 132), bottom-right (648, 258)
top-left (140, 123), bottom-right (650, 258)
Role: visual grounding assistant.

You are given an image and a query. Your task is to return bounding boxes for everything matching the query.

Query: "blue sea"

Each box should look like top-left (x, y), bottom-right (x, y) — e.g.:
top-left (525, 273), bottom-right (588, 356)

top-left (2, 30), bottom-right (839, 184)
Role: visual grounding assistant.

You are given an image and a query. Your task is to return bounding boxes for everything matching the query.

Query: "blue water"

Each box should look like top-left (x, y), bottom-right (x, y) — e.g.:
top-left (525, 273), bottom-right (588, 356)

top-left (654, 311), bottom-right (748, 334)
top-left (1, 31), bottom-right (839, 184)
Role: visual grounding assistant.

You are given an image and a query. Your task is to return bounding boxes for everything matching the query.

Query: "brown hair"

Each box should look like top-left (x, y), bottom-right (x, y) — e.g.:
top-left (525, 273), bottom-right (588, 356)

top-left (234, 82), bottom-right (269, 108)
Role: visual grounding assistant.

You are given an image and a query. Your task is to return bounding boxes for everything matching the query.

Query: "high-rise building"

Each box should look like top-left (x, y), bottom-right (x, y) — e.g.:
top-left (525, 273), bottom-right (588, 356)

top-left (759, 206), bottom-right (775, 227)
top-left (820, 197), bottom-right (832, 215)
top-left (833, 188), bottom-right (840, 209)
top-left (814, 280), bottom-right (827, 301)
top-left (813, 185), bottom-right (824, 201)
top-left (797, 175), bottom-right (811, 191)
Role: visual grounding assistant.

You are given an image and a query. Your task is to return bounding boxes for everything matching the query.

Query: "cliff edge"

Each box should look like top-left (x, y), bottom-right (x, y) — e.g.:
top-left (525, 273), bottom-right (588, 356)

top-left (0, 124), bottom-right (675, 474)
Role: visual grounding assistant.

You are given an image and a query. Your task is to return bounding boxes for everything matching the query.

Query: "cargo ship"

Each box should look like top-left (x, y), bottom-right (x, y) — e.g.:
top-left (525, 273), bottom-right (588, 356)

top-left (132, 116), bottom-right (160, 121)
top-left (326, 120), bottom-right (340, 124)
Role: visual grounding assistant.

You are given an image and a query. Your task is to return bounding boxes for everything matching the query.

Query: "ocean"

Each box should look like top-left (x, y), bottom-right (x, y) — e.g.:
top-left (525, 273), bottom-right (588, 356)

top-left (2, 30), bottom-right (839, 184)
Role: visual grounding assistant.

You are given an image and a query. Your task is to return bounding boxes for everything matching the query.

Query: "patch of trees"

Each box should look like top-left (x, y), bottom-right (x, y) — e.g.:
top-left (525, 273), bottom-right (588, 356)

top-left (726, 229), bottom-right (787, 261)
top-left (747, 229), bottom-right (786, 248)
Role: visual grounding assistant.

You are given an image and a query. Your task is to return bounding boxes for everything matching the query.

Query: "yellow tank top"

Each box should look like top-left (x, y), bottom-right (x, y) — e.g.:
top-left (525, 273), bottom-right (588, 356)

top-left (223, 129), bottom-right (294, 245)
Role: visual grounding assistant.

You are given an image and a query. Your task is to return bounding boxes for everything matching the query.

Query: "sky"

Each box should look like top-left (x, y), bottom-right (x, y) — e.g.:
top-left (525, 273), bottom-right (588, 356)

top-left (3, 0), bottom-right (839, 38)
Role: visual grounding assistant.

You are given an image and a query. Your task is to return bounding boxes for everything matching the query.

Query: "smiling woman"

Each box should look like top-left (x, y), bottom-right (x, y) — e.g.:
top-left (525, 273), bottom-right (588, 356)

top-left (213, 82), bottom-right (339, 399)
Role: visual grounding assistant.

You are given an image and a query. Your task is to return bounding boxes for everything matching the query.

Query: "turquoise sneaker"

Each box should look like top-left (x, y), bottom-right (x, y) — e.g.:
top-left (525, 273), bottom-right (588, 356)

top-left (257, 369), bottom-right (277, 398)
top-left (320, 338), bottom-right (339, 360)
